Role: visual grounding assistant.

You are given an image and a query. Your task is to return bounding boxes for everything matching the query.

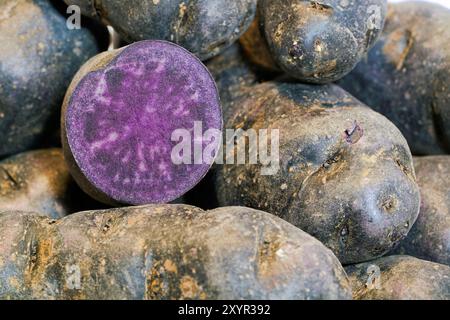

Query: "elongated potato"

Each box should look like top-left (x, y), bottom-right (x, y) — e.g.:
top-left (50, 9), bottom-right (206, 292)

top-left (213, 81), bottom-right (420, 264)
top-left (338, 2), bottom-right (450, 155)
top-left (345, 255), bottom-right (450, 300)
top-left (0, 205), bottom-right (352, 300)
top-left (64, 0), bottom-right (257, 60)
top-left (0, 149), bottom-right (101, 219)
top-left (393, 156), bottom-right (450, 265)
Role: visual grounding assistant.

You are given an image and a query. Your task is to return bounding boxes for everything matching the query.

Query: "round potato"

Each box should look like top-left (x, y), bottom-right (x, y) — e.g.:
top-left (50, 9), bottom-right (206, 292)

top-left (214, 81), bottom-right (420, 264)
top-left (64, 0), bottom-right (257, 60)
top-left (257, 0), bottom-right (387, 83)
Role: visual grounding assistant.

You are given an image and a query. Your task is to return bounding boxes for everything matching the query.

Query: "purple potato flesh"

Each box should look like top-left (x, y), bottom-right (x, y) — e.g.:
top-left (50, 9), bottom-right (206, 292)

top-left (63, 40), bottom-right (222, 205)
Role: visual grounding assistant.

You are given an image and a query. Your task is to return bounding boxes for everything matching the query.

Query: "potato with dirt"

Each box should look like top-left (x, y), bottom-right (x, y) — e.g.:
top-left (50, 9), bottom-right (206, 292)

top-left (213, 80), bottom-right (420, 264)
top-left (0, 205), bottom-right (352, 300)
top-left (0, 149), bottom-right (102, 219)
top-left (239, 16), bottom-right (280, 73)
top-left (338, 2), bottom-right (450, 155)
top-left (345, 255), bottom-right (450, 300)
top-left (253, 0), bottom-right (387, 83)
top-left (393, 156), bottom-right (450, 266)
top-left (63, 0), bottom-right (257, 60)
top-left (0, 0), bottom-right (108, 158)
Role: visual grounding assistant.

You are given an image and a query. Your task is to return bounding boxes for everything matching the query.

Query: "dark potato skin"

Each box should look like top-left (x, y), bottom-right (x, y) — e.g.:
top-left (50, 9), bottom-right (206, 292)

top-left (205, 43), bottom-right (280, 119)
top-left (213, 80), bottom-right (420, 264)
top-left (186, 44), bottom-right (274, 210)
top-left (206, 44), bottom-right (262, 117)
top-left (0, 0), bottom-right (108, 158)
top-left (186, 44), bottom-right (257, 210)
top-left (0, 149), bottom-right (103, 219)
top-left (257, 0), bottom-right (387, 83)
top-left (0, 205), bottom-right (352, 300)
top-left (338, 2), bottom-right (450, 155)
top-left (64, 0), bottom-right (257, 60)
top-left (345, 255), bottom-right (450, 300)
top-left (393, 156), bottom-right (450, 266)
top-left (239, 16), bottom-right (280, 73)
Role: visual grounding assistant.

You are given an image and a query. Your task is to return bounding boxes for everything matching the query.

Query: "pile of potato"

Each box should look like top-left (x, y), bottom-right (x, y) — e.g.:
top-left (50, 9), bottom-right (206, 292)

top-left (0, 0), bottom-right (449, 300)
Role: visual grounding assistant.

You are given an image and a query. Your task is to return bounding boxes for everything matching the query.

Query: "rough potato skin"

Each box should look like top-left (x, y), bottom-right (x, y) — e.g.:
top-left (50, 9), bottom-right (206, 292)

top-left (0, 205), bottom-right (352, 300)
top-left (186, 45), bottom-right (251, 210)
top-left (258, 0), bottom-right (387, 83)
top-left (0, 149), bottom-right (102, 219)
top-left (214, 81), bottom-right (420, 264)
top-left (62, 41), bottom-right (222, 206)
top-left (206, 44), bottom-right (262, 117)
top-left (239, 16), bottom-right (280, 73)
top-left (393, 156), bottom-right (450, 266)
top-left (0, 0), bottom-right (107, 158)
top-left (345, 256), bottom-right (450, 300)
top-left (188, 45), bottom-right (272, 210)
top-left (64, 0), bottom-right (257, 60)
top-left (338, 2), bottom-right (450, 155)
top-left (206, 43), bottom-right (280, 119)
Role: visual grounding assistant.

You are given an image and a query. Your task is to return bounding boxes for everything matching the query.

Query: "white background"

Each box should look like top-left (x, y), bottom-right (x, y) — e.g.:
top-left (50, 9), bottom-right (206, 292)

top-left (389, 0), bottom-right (450, 9)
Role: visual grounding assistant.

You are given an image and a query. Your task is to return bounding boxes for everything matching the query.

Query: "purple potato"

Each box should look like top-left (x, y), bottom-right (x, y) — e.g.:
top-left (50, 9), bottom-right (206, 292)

top-left (62, 40), bottom-right (222, 205)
